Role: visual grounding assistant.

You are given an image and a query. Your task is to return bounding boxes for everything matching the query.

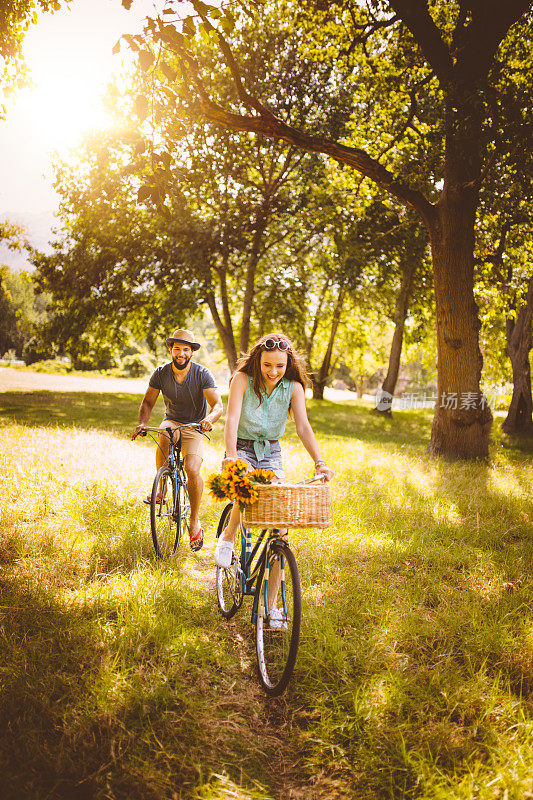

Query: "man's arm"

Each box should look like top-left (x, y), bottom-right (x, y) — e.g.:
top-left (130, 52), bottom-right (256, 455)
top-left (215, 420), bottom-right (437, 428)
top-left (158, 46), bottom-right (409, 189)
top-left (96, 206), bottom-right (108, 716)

top-left (132, 386), bottom-right (160, 439)
top-left (200, 387), bottom-right (223, 431)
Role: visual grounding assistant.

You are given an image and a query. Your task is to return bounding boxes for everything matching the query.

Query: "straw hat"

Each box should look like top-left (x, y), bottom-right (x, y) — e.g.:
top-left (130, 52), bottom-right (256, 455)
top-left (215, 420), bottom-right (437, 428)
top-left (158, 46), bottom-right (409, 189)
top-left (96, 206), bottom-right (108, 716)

top-left (165, 328), bottom-right (201, 351)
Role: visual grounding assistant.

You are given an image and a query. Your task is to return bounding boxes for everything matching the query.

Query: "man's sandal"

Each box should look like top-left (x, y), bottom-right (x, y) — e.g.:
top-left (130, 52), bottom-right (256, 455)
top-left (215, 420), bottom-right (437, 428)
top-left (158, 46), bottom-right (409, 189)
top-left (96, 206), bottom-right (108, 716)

top-left (188, 525), bottom-right (204, 552)
top-left (143, 494), bottom-right (162, 505)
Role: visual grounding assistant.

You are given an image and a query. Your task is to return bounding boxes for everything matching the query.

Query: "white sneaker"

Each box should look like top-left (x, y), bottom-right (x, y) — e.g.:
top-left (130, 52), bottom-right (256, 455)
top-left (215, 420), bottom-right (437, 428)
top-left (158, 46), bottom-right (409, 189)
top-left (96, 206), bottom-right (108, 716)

top-left (268, 607), bottom-right (287, 630)
top-left (214, 539), bottom-right (234, 568)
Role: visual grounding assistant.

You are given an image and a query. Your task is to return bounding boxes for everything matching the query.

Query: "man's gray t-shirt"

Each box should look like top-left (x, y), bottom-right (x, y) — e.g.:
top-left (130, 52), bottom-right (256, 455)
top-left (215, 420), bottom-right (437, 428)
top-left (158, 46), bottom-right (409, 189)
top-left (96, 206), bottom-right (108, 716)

top-left (149, 361), bottom-right (217, 424)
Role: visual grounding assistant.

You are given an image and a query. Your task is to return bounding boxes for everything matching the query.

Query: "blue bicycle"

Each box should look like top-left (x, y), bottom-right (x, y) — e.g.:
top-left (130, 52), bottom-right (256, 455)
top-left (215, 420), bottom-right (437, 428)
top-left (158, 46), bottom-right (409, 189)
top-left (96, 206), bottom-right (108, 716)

top-left (216, 503), bottom-right (301, 696)
top-left (136, 423), bottom-right (209, 558)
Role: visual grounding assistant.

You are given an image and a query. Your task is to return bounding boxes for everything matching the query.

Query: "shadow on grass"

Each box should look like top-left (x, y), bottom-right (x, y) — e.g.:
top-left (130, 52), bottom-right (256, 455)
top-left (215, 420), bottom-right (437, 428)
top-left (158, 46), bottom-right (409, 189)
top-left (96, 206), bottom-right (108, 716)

top-left (304, 399), bottom-right (433, 450)
top-left (0, 390), bottom-right (431, 450)
top-left (295, 506), bottom-right (533, 797)
top-left (0, 539), bottom-right (298, 800)
top-left (0, 391), bottom-right (153, 436)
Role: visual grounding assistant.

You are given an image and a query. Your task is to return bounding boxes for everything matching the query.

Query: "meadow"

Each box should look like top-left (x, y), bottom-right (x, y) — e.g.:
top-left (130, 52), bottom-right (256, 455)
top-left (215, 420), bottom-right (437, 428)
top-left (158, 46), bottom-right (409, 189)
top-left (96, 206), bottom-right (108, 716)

top-left (1, 383), bottom-right (533, 799)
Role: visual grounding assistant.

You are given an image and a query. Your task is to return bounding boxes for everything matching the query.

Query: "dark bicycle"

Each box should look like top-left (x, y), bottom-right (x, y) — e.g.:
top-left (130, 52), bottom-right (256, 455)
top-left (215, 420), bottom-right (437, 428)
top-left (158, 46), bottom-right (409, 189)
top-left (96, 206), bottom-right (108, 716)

top-left (135, 423), bottom-right (209, 558)
top-left (215, 476), bottom-right (326, 696)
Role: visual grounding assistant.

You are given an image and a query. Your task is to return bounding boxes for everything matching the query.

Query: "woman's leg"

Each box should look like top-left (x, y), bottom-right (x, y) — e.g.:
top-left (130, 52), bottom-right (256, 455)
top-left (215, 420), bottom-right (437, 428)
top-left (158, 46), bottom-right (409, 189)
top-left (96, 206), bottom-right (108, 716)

top-left (218, 501), bottom-right (240, 543)
top-left (267, 529), bottom-right (287, 609)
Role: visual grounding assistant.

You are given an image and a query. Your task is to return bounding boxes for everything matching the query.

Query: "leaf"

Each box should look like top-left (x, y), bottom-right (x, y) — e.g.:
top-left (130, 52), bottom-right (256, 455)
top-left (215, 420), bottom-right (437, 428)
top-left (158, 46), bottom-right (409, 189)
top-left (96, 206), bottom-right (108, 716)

top-left (134, 95), bottom-right (149, 120)
top-left (134, 140), bottom-right (147, 155)
top-left (158, 152), bottom-right (172, 169)
top-left (161, 25), bottom-right (185, 49)
top-left (121, 0), bottom-right (133, 9)
top-left (182, 17), bottom-right (196, 37)
top-left (123, 33), bottom-right (140, 52)
top-left (137, 185), bottom-right (153, 203)
top-left (160, 61), bottom-right (177, 82)
top-left (151, 185), bottom-right (166, 204)
top-left (162, 86), bottom-right (178, 102)
top-left (138, 50), bottom-right (155, 71)
top-left (220, 13), bottom-right (235, 35)
top-left (112, 40), bottom-right (121, 55)
top-left (199, 22), bottom-right (211, 41)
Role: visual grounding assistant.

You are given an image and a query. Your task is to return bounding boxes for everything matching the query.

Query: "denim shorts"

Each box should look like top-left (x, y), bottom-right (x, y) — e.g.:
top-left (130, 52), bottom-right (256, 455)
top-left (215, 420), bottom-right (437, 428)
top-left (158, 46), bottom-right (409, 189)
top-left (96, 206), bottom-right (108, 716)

top-left (235, 438), bottom-right (285, 481)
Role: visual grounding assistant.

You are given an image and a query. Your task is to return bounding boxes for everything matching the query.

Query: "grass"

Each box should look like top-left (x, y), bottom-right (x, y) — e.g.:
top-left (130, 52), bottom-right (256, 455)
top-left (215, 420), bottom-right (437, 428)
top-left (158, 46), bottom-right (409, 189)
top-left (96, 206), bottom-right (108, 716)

top-left (1, 388), bottom-right (533, 798)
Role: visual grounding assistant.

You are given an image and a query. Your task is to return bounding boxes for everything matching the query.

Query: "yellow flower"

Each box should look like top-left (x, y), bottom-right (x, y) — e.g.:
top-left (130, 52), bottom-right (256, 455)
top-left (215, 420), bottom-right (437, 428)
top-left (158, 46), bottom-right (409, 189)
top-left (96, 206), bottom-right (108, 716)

top-left (207, 461), bottom-right (274, 505)
top-left (249, 468), bottom-right (276, 484)
top-left (206, 473), bottom-right (228, 501)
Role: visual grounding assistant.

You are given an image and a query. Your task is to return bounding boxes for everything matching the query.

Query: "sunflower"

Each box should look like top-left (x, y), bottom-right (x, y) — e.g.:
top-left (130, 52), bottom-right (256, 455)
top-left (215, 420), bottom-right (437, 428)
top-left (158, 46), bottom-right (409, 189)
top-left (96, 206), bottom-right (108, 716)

top-left (206, 460), bottom-right (275, 506)
top-left (248, 468), bottom-right (276, 484)
top-left (206, 473), bottom-right (227, 501)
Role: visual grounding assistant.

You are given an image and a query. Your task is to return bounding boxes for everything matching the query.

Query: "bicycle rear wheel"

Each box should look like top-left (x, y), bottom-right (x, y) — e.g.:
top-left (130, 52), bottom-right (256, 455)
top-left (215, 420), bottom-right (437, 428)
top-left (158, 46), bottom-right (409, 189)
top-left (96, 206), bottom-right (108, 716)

top-left (150, 466), bottom-right (179, 558)
top-left (255, 540), bottom-right (301, 697)
top-left (216, 503), bottom-right (242, 619)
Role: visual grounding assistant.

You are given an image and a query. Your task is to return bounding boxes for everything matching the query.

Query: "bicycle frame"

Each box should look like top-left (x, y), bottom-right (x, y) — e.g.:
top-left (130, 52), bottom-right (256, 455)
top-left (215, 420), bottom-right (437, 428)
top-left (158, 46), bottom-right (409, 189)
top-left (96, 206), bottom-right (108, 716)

top-left (164, 428), bottom-right (187, 521)
top-left (233, 519), bottom-right (285, 624)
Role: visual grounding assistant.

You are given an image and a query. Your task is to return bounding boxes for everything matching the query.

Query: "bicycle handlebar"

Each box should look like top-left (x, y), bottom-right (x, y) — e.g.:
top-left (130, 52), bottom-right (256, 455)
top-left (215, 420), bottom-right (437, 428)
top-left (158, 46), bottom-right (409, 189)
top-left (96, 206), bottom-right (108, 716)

top-left (134, 423), bottom-right (211, 441)
top-left (299, 474), bottom-right (328, 484)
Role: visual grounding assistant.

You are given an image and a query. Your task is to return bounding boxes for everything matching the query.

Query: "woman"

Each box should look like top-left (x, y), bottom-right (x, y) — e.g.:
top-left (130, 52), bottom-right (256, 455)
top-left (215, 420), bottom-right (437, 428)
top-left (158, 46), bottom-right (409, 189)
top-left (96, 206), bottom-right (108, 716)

top-left (214, 332), bottom-right (334, 576)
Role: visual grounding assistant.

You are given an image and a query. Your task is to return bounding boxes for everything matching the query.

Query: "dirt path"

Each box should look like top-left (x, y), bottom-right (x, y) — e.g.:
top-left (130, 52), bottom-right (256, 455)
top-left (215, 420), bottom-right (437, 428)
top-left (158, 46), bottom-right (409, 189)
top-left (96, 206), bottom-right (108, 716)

top-left (191, 558), bottom-right (347, 800)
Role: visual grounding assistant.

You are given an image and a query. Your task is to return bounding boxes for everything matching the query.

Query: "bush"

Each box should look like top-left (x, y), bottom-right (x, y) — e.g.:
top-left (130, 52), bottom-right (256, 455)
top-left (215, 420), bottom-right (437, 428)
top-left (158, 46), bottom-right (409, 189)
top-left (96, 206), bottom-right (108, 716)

top-left (27, 359), bottom-right (71, 374)
top-left (119, 353), bottom-right (155, 378)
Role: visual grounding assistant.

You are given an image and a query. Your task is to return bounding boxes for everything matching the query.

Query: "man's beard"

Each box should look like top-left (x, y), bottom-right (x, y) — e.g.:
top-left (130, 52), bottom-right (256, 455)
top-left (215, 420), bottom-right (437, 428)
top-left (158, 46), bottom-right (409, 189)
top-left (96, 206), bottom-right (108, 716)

top-left (173, 355), bottom-right (191, 371)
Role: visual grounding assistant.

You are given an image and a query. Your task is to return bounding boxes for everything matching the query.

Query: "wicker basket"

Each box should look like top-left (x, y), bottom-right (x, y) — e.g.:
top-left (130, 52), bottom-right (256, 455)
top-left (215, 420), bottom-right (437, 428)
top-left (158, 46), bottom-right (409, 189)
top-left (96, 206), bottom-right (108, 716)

top-left (242, 482), bottom-right (331, 528)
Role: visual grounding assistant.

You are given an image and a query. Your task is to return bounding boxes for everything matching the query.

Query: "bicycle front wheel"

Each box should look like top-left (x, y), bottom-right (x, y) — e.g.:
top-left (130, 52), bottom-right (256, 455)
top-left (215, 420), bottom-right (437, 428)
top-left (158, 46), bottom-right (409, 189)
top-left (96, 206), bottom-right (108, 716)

top-left (150, 466), bottom-right (179, 558)
top-left (176, 466), bottom-right (190, 549)
top-left (216, 503), bottom-right (242, 619)
top-left (255, 540), bottom-right (301, 696)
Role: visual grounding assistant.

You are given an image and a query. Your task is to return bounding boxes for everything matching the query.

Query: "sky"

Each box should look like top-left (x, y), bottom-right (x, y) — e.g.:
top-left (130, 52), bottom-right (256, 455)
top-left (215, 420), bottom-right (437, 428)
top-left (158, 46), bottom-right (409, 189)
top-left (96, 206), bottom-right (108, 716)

top-left (0, 0), bottom-right (160, 217)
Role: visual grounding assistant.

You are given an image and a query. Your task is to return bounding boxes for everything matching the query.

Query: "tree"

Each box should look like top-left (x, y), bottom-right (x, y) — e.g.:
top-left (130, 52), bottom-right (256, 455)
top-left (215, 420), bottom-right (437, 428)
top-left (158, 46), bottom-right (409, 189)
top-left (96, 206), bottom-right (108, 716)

top-left (476, 216), bottom-right (533, 435)
top-left (474, 45), bottom-right (533, 436)
top-left (0, 0), bottom-right (67, 110)
top-left (126, 0), bottom-right (533, 458)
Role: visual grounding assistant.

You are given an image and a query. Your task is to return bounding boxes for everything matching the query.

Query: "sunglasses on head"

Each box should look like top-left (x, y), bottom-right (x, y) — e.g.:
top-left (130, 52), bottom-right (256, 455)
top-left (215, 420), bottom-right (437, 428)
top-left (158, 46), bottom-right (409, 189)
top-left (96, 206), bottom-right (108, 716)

top-left (263, 338), bottom-right (289, 352)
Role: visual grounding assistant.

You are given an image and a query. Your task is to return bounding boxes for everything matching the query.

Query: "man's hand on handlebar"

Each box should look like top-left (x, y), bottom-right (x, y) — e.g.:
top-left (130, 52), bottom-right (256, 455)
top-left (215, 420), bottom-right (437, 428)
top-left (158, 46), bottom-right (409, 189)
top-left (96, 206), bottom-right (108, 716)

top-left (132, 425), bottom-right (147, 440)
top-left (199, 417), bottom-right (213, 432)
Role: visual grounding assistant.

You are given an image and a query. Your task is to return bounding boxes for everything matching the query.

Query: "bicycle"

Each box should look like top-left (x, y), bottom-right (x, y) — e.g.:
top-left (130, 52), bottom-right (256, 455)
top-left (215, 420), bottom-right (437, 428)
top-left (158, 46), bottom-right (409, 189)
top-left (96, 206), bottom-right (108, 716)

top-left (135, 423), bottom-right (210, 558)
top-left (215, 475), bottom-right (327, 697)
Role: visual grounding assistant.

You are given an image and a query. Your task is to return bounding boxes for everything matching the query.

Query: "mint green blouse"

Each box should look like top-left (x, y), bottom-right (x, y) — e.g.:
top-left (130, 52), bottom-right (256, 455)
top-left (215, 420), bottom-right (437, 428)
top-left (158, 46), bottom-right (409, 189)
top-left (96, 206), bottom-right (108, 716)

top-left (237, 375), bottom-right (294, 461)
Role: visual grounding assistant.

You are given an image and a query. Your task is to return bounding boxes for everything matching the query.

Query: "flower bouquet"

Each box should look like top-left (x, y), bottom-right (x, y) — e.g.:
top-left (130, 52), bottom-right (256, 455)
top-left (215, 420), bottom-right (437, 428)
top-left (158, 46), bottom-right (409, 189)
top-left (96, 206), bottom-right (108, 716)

top-left (207, 459), bottom-right (276, 510)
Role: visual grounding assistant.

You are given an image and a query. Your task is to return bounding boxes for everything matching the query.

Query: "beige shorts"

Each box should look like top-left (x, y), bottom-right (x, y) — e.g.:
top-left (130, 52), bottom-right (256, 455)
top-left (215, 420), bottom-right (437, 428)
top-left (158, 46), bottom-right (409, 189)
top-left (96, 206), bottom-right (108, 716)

top-left (158, 420), bottom-right (204, 459)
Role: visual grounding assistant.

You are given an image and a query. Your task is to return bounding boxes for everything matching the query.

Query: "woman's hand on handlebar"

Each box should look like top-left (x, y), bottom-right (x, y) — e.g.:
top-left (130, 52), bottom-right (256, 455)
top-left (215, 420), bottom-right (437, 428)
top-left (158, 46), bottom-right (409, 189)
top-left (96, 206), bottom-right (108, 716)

top-left (132, 425), bottom-right (147, 440)
top-left (315, 463), bottom-right (334, 481)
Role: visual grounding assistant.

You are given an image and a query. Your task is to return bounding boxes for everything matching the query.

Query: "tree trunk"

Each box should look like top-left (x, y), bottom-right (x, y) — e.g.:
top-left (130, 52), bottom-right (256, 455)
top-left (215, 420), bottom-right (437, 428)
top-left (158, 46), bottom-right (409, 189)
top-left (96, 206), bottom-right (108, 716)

top-left (375, 260), bottom-right (417, 415)
top-left (502, 275), bottom-right (533, 434)
top-left (205, 290), bottom-right (237, 371)
top-left (312, 379), bottom-right (326, 400)
top-left (304, 278), bottom-right (329, 364)
top-left (428, 190), bottom-right (492, 457)
top-left (239, 207), bottom-right (268, 355)
top-left (310, 287), bottom-right (345, 400)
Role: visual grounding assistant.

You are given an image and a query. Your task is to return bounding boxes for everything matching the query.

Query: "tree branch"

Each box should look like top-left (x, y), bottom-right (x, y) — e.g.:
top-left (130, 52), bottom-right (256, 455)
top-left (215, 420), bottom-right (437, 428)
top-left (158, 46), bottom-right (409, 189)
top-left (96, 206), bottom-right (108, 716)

top-left (387, 0), bottom-right (455, 85)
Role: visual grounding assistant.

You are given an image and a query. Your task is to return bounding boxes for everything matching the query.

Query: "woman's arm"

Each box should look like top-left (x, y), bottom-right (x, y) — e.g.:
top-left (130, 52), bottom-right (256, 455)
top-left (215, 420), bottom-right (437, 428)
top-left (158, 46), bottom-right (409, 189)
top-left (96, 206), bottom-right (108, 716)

top-left (223, 372), bottom-right (247, 461)
top-left (291, 382), bottom-right (334, 479)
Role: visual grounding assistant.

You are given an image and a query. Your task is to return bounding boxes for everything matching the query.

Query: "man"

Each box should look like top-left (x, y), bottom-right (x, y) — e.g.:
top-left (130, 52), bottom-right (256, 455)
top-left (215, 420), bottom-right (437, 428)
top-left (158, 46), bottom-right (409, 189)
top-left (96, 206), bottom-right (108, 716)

top-left (132, 328), bottom-right (223, 551)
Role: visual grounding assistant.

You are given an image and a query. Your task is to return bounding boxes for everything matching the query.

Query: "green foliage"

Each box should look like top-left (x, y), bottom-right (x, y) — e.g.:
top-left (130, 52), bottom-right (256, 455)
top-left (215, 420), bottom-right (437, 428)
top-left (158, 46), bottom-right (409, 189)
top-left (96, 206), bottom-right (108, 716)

top-left (0, 0), bottom-right (67, 108)
top-left (0, 265), bottom-right (48, 361)
top-left (120, 351), bottom-right (156, 378)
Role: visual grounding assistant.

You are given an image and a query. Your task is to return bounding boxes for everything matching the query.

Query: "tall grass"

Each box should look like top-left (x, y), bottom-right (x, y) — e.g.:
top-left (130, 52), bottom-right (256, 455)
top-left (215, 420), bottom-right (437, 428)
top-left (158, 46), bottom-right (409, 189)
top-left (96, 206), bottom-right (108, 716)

top-left (1, 392), bottom-right (533, 798)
